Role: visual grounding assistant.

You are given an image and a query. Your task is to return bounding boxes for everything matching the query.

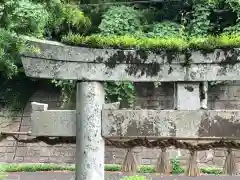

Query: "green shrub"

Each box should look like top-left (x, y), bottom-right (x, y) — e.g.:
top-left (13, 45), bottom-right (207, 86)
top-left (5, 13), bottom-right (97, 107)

top-left (171, 158), bottom-right (185, 174)
top-left (99, 5), bottom-right (145, 35)
top-left (104, 81), bottom-right (136, 108)
top-left (7, 0), bottom-right (49, 37)
top-left (147, 21), bottom-right (183, 38)
top-left (201, 167), bottom-right (222, 175)
top-left (138, 165), bottom-right (155, 173)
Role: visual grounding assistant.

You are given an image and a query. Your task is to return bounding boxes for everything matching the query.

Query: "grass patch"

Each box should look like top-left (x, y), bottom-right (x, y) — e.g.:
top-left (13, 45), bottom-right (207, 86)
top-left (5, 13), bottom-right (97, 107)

top-left (120, 175), bottom-right (147, 180)
top-left (0, 163), bottom-right (222, 175)
top-left (105, 164), bottom-right (121, 171)
top-left (0, 173), bottom-right (6, 180)
top-left (201, 167), bottom-right (222, 175)
top-left (0, 163), bottom-right (74, 172)
top-left (61, 32), bottom-right (240, 52)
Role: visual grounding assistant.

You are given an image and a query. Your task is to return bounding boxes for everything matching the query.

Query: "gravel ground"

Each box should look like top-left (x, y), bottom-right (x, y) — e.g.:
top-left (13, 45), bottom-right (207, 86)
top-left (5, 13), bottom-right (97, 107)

top-left (5, 172), bottom-right (240, 180)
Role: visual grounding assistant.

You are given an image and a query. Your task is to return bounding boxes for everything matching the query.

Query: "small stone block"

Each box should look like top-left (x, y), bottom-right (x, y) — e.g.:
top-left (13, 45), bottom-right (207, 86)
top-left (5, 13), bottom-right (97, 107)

top-left (103, 102), bottom-right (120, 110)
top-left (135, 106), bottom-right (142, 110)
top-left (31, 102), bottom-right (48, 111)
top-left (31, 110), bottom-right (76, 136)
top-left (141, 158), bottom-right (151, 165)
top-left (176, 82), bottom-right (201, 110)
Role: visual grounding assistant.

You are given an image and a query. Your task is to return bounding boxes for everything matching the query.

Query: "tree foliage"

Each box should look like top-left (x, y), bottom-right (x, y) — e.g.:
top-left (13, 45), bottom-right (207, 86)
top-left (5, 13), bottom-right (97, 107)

top-left (0, 0), bottom-right (136, 110)
top-left (99, 5), bottom-right (145, 35)
top-left (2, 0), bottom-right (240, 110)
top-left (0, 0), bottom-right (90, 109)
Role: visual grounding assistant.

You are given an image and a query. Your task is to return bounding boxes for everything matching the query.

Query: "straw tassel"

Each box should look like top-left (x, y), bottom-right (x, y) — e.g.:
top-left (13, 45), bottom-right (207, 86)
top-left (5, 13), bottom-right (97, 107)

top-left (155, 147), bottom-right (170, 175)
top-left (120, 148), bottom-right (138, 173)
top-left (223, 148), bottom-right (237, 175)
top-left (186, 150), bottom-right (200, 176)
top-left (205, 149), bottom-right (214, 162)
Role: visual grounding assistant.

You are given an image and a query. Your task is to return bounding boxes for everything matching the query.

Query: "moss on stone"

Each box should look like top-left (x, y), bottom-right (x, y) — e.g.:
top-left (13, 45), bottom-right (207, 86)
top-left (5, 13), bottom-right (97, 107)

top-left (64, 33), bottom-right (240, 77)
top-left (61, 33), bottom-right (240, 52)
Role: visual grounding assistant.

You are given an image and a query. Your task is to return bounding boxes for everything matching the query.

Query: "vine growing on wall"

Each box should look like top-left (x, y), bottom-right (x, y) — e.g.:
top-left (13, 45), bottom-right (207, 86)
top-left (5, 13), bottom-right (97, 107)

top-left (52, 80), bottom-right (136, 109)
top-left (186, 1), bottom-right (213, 37)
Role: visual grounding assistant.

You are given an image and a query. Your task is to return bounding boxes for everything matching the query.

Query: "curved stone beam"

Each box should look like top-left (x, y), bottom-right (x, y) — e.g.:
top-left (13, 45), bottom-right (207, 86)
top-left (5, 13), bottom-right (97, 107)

top-left (21, 36), bottom-right (240, 81)
top-left (22, 36), bottom-right (240, 64)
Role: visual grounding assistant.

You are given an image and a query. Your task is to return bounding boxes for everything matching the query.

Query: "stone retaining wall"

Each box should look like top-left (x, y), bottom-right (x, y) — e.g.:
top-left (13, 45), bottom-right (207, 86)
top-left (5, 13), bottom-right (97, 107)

top-left (1, 82), bottom-right (240, 168)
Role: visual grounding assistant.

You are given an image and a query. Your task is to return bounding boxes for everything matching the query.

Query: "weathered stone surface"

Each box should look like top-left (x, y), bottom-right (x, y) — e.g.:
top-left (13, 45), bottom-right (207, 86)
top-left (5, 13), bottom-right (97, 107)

top-left (21, 57), bottom-right (186, 81)
top-left (31, 102), bottom-right (48, 111)
top-left (30, 102), bottom-right (121, 137)
top-left (31, 108), bottom-right (240, 138)
top-left (3, 84), bottom-right (240, 167)
top-left (21, 37), bottom-right (240, 82)
top-left (102, 110), bottom-right (240, 137)
top-left (22, 36), bottom-right (240, 64)
top-left (21, 57), bottom-right (240, 81)
top-left (31, 110), bottom-right (76, 136)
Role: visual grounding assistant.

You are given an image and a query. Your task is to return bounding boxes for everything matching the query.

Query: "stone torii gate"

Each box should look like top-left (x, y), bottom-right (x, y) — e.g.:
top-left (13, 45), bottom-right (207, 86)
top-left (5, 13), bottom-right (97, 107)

top-left (21, 36), bottom-right (240, 179)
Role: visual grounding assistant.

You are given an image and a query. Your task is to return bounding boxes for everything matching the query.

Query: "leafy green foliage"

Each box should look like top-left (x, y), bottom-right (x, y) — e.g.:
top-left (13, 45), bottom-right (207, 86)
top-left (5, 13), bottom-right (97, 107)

top-left (138, 165), bottom-right (154, 173)
top-left (0, 0), bottom-right (89, 110)
top-left (104, 82), bottom-right (136, 107)
top-left (6, 0), bottom-right (49, 37)
top-left (170, 158), bottom-right (185, 174)
top-left (42, 0), bottom-right (91, 40)
top-left (0, 0), bottom-right (49, 78)
top-left (3, 0), bottom-right (240, 109)
top-left (147, 21), bottom-right (183, 38)
top-left (0, 29), bottom-right (22, 78)
top-left (201, 167), bottom-right (222, 174)
top-left (223, 0), bottom-right (240, 34)
top-left (186, 2), bottom-right (213, 37)
top-left (51, 79), bottom-right (76, 109)
top-left (99, 5), bottom-right (145, 35)
top-left (51, 80), bottom-right (136, 108)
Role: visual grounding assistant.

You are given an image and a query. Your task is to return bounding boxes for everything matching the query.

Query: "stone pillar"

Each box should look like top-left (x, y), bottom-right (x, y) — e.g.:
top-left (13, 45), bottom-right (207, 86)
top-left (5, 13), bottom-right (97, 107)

top-left (175, 82), bottom-right (201, 110)
top-left (173, 83), bottom-right (177, 109)
top-left (174, 82), bottom-right (202, 162)
top-left (200, 82), bottom-right (208, 109)
top-left (75, 82), bottom-right (105, 180)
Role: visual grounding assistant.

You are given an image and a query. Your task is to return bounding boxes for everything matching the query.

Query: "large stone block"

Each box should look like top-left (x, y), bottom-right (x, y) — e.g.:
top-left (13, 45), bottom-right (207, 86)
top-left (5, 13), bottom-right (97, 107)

top-left (102, 109), bottom-right (240, 138)
top-left (176, 82), bottom-right (200, 110)
top-left (30, 101), bottom-right (121, 136)
top-left (31, 110), bottom-right (76, 136)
